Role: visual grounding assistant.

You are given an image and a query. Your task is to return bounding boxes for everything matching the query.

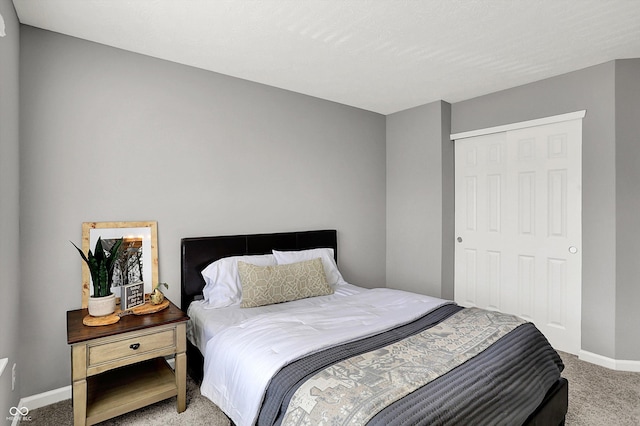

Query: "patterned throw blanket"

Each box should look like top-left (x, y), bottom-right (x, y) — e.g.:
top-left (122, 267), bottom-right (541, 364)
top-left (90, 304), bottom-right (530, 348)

top-left (281, 308), bottom-right (526, 426)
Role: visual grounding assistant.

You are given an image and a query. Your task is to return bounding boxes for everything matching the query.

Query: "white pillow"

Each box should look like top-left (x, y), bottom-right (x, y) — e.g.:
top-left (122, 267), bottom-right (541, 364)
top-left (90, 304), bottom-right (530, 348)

top-left (272, 248), bottom-right (345, 286)
top-left (201, 254), bottom-right (277, 308)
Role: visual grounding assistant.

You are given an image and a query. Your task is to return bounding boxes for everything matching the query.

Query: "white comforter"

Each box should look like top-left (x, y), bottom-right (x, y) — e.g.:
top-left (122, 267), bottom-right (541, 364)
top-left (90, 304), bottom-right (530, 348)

top-left (189, 284), bottom-right (451, 426)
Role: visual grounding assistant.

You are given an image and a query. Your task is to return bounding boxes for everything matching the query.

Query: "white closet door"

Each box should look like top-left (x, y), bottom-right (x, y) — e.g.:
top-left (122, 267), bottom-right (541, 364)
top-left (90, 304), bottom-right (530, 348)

top-left (454, 118), bottom-right (582, 355)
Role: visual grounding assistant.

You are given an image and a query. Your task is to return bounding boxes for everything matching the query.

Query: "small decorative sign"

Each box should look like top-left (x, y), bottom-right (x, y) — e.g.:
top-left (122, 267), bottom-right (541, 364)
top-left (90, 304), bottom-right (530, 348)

top-left (121, 281), bottom-right (145, 310)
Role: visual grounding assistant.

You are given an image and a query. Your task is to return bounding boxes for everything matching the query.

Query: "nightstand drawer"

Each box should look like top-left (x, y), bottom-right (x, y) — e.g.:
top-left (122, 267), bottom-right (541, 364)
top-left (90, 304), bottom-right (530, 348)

top-left (88, 329), bottom-right (175, 366)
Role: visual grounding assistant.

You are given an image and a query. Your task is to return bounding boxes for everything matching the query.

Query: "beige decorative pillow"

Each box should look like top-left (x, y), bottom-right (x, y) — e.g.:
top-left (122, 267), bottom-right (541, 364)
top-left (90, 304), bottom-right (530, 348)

top-left (238, 257), bottom-right (333, 308)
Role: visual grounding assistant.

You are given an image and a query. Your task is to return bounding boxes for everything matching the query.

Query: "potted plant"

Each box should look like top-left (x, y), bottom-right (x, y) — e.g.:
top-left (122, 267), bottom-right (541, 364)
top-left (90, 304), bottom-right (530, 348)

top-left (72, 237), bottom-right (123, 316)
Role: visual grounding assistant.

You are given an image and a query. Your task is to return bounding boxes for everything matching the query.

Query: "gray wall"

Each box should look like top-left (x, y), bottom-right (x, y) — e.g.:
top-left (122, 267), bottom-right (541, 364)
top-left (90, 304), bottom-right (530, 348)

top-left (614, 59), bottom-right (640, 360)
top-left (0, 0), bottom-right (21, 416)
top-left (385, 101), bottom-right (453, 298)
top-left (440, 103), bottom-right (454, 300)
top-left (452, 62), bottom-right (622, 359)
top-left (19, 26), bottom-right (386, 396)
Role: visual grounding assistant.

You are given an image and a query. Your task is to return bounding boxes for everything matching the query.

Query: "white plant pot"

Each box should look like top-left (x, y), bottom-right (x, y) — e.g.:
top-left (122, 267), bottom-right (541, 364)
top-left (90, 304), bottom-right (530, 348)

top-left (88, 294), bottom-right (116, 317)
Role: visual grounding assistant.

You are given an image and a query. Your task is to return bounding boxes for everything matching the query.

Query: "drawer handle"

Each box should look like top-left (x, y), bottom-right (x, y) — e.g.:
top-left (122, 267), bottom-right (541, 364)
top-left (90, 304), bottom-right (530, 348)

top-left (129, 343), bottom-right (140, 350)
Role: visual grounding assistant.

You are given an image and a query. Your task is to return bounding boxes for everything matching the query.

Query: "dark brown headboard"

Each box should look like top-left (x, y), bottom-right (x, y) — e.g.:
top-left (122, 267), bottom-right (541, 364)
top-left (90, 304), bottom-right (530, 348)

top-left (180, 229), bottom-right (338, 309)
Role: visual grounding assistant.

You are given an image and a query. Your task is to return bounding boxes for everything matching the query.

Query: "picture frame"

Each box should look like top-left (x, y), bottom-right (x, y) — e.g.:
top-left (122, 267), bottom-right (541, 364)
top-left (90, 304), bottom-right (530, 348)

top-left (121, 281), bottom-right (145, 310)
top-left (80, 221), bottom-right (158, 308)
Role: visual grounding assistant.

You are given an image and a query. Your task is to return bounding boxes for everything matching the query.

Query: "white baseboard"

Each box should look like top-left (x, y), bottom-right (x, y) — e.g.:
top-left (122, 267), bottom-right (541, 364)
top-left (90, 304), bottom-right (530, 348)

top-left (11, 385), bottom-right (71, 426)
top-left (18, 385), bottom-right (72, 410)
top-left (579, 350), bottom-right (640, 372)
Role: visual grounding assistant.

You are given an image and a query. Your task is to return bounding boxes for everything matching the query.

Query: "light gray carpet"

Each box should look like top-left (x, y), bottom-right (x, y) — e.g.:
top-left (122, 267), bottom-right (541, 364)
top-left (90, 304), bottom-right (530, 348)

top-left (561, 352), bottom-right (640, 425)
top-left (20, 351), bottom-right (640, 425)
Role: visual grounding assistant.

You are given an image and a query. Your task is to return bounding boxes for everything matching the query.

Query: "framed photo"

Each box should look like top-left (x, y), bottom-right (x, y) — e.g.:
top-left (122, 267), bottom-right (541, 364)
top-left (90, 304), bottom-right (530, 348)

top-left (121, 281), bottom-right (145, 310)
top-left (80, 221), bottom-right (158, 308)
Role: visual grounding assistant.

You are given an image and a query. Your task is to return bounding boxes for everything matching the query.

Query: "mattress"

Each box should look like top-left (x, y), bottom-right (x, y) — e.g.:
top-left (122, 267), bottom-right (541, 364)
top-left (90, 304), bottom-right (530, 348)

top-left (187, 284), bottom-right (563, 426)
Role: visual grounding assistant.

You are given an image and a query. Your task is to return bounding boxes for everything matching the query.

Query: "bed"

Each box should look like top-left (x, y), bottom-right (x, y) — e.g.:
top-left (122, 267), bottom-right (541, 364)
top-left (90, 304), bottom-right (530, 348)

top-left (181, 229), bottom-right (568, 426)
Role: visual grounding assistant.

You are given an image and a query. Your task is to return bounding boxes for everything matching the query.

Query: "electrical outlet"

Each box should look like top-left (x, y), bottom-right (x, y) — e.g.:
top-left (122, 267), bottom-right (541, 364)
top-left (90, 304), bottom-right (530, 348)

top-left (11, 363), bottom-right (16, 391)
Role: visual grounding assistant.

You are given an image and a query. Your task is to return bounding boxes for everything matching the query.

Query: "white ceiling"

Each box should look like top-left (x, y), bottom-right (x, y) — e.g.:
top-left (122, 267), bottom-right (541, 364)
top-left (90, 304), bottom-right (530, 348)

top-left (12, 0), bottom-right (640, 114)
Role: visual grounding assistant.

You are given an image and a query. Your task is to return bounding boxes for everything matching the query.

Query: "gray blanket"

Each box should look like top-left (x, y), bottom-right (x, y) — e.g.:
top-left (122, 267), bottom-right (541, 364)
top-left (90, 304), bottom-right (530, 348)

top-left (258, 305), bottom-right (563, 426)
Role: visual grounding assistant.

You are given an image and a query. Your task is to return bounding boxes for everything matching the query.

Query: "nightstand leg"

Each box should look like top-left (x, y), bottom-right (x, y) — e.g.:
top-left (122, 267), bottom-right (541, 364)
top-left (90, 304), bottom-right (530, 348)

top-left (73, 379), bottom-right (87, 425)
top-left (175, 352), bottom-right (186, 412)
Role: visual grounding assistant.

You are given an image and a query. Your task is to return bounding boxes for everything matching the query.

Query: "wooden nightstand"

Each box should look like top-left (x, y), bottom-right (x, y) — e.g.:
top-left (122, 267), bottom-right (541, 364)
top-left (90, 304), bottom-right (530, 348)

top-left (67, 299), bottom-right (189, 426)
